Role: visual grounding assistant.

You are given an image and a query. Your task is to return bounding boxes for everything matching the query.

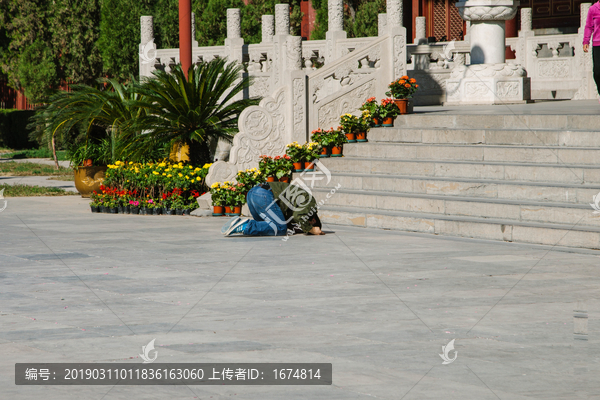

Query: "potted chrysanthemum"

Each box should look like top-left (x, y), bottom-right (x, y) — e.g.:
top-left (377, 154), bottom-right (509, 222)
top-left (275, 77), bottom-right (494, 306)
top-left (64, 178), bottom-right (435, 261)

top-left (386, 76), bottom-right (418, 114)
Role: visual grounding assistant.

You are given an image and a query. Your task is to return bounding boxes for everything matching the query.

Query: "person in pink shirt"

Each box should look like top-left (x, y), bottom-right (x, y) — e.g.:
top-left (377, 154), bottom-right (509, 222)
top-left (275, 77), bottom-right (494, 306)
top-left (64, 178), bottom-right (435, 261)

top-left (583, 0), bottom-right (600, 102)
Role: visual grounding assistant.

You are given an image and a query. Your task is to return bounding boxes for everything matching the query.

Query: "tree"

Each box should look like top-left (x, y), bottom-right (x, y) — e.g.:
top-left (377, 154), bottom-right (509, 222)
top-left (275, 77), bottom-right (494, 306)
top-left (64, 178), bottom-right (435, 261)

top-left (310, 0), bottom-right (328, 40)
top-left (347, 0), bottom-right (386, 38)
top-left (97, 0), bottom-right (154, 81)
top-left (124, 60), bottom-right (260, 165)
top-left (197, 0), bottom-right (245, 47)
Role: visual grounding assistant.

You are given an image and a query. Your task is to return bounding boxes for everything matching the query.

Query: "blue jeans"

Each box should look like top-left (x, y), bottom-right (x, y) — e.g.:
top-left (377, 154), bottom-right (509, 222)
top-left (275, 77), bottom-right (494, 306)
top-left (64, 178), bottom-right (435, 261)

top-left (244, 186), bottom-right (288, 236)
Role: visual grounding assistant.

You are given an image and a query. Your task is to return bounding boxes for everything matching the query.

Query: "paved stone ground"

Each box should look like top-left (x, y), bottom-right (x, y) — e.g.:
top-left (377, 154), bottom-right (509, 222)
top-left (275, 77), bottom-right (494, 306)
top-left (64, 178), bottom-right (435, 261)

top-left (0, 158), bottom-right (71, 168)
top-left (1, 196), bottom-right (599, 399)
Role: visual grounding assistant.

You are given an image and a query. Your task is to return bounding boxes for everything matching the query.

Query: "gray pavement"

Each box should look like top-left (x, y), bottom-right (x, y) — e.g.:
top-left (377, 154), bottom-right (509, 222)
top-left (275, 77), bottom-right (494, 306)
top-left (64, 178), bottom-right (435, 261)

top-left (1, 196), bottom-right (599, 399)
top-left (0, 176), bottom-right (77, 192)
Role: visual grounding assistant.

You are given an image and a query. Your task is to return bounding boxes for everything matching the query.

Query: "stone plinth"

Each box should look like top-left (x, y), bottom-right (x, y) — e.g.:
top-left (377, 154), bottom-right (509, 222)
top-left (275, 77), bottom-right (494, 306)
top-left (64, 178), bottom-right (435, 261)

top-left (447, 0), bottom-right (529, 105)
top-left (445, 64), bottom-right (530, 105)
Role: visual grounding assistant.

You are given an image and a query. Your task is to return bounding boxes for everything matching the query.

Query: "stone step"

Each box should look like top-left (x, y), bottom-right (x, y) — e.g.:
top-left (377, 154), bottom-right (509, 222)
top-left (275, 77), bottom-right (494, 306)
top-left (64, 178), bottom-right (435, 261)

top-left (368, 127), bottom-right (600, 147)
top-left (313, 188), bottom-right (600, 228)
top-left (343, 142), bottom-right (600, 165)
top-left (318, 206), bottom-right (600, 250)
top-left (309, 172), bottom-right (600, 205)
top-left (393, 113), bottom-right (600, 131)
top-left (318, 157), bottom-right (600, 184)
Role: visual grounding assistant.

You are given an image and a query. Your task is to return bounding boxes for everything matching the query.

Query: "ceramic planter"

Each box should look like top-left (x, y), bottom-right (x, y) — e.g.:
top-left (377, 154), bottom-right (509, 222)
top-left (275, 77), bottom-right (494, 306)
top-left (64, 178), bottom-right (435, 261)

top-left (393, 99), bottom-right (413, 115)
top-left (372, 118), bottom-right (381, 127)
top-left (74, 166), bottom-right (107, 198)
top-left (320, 147), bottom-right (330, 158)
top-left (279, 176), bottom-right (290, 183)
top-left (293, 162), bottom-right (304, 172)
top-left (304, 161), bottom-right (315, 171)
top-left (331, 146), bottom-right (343, 157)
top-left (382, 117), bottom-right (394, 127)
top-left (266, 176), bottom-right (276, 182)
top-left (213, 206), bottom-right (224, 216)
top-left (356, 131), bottom-right (368, 142)
top-left (231, 205), bottom-right (242, 216)
top-left (225, 206), bottom-right (232, 215)
top-left (345, 132), bottom-right (356, 143)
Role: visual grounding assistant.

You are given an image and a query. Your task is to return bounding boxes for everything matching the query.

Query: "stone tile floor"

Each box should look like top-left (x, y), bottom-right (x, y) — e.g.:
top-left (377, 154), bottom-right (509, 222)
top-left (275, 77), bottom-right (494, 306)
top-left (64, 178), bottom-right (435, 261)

top-left (0, 196), bottom-right (599, 399)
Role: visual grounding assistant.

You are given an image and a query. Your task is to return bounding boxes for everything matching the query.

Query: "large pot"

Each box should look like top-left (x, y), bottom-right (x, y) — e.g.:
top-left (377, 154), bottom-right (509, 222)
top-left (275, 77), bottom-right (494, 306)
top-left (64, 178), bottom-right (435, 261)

top-left (74, 166), bottom-right (107, 198)
top-left (393, 99), bottom-right (414, 115)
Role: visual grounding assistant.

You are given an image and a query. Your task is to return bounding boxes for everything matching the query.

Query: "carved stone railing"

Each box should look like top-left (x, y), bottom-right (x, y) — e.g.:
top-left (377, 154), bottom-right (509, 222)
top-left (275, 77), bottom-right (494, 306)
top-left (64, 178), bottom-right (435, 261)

top-left (307, 34), bottom-right (391, 131)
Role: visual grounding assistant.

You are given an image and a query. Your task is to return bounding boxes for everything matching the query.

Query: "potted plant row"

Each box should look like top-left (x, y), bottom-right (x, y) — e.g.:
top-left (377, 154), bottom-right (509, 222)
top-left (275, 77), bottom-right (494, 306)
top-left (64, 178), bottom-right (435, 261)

top-left (285, 142), bottom-right (322, 172)
top-left (310, 128), bottom-right (347, 157)
top-left (340, 113), bottom-right (371, 143)
top-left (259, 155), bottom-right (294, 182)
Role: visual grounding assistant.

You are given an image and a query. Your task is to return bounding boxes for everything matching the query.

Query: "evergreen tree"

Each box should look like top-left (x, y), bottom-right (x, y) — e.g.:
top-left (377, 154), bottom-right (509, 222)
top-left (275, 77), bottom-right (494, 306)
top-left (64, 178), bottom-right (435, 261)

top-left (310, 0), bottom-right (328, 40)
top-left (197, 0), bottom-right (245, 47)
top-left (97, 0), bottom-right (154, 81)
top-left (347, 0), bottom-right (386, 38)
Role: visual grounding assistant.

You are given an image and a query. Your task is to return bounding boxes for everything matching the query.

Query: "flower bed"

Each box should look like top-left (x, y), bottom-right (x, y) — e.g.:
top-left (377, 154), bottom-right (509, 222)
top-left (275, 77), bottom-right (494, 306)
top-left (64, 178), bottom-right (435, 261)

top-left (89, 160), bottom-right (211, 215)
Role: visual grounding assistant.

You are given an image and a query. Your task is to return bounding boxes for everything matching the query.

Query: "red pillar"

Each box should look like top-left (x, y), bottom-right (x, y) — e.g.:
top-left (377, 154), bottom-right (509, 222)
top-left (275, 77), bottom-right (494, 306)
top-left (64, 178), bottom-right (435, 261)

top-left (179, 0), bottom-right (192, 79)
top-left (505, 16), bottom-right (517, 60)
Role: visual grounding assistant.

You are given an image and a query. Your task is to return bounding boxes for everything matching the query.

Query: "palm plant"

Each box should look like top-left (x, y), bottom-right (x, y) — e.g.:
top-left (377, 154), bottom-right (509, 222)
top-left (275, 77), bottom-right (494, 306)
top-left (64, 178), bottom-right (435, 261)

top-left (29, 78), bottom-right (145, 168)
top-left (123, 59), bottom-right (260, 165)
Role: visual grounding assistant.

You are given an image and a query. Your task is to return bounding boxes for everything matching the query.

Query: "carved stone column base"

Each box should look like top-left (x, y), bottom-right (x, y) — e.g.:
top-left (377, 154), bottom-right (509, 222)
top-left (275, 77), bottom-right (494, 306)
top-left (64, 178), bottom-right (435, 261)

top-left (445, 63), bottom-right (530, 105)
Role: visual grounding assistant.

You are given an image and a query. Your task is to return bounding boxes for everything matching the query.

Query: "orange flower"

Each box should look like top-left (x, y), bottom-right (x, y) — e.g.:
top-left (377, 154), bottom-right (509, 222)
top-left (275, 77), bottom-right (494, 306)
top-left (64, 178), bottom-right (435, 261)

top-left (415, 84), bottom-right (419, 88)
top-left (399, 79), bottom-right (406, 84)
top-left (401, 75), bottom-right (409, 80)
top-left (404, 83), bottom-right (411, 88)
top-left (409, 78), bottom-right (416, 83)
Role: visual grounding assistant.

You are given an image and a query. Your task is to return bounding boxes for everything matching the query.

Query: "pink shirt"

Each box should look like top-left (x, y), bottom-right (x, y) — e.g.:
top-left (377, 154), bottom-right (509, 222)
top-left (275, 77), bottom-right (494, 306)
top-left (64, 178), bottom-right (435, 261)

top-left (584, 2), bottom-right (600, 46)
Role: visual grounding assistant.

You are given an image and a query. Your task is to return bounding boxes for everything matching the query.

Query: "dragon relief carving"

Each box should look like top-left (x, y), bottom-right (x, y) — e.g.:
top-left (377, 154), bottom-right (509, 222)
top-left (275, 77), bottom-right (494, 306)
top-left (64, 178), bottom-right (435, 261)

top-left (206, 87), bottom-right (288, 185)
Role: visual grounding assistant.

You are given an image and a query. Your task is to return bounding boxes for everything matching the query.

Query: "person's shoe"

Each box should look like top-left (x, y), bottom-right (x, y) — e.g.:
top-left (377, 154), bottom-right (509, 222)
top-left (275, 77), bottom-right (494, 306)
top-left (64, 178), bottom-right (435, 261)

top-left (225, 219), bottom-right (249, 236)
top-left (221, 216), bottom-right (241, 235)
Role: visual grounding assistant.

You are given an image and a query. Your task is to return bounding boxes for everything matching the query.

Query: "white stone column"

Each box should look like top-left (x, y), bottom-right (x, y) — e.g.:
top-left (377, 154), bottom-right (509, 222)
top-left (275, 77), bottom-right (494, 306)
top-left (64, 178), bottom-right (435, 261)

top-left (387, 0), bottom-right (403, 29)
top-left (275, 4), bottom-right (290, 36)
top-left (328, 0), bottom-right (344, 32)
top-left (262, 15), bottom-right (275, 43)
top-left (446, 0), bottom-right (529, 105)
top-left (191, 12), bottom-right (198, 47)
top-left (415, 16), bottom-right (426, 44)
top-left (139, 16), bottom-right (156, 78)
top-left (520, 8), bottom-right (532, 33)
top-left (287, 36), bottom-right (303, 71)
top-left (378, 14), bottom-right (387, 37)
top-left (227, 9), bottom-right (241, 39)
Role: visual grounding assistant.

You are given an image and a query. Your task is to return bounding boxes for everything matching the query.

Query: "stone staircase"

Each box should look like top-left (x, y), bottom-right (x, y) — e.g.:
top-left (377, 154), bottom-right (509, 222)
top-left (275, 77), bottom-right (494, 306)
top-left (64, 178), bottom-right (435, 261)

top-left (313, 113), bottom-right (600, 250)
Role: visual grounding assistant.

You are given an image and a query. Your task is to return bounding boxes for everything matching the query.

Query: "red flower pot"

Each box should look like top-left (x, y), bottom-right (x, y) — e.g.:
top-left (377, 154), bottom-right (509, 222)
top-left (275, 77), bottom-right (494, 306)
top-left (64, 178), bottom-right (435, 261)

top-left (345, 132), bottom-right (356, 143)
top-left (293, 162), bottom-right (303, 172)
top-left (279, 176), bottom-right (290, 183)
top-left (304, 161), bottom-right (315, 171)
top-left (320, 147), bottom-right (330, 158)
top-left (373, 118), bottom-right (381, 126)
top-left (266, 176), bottom-right (276, 182)
top-left (382, 117), bottom-right (394, 126)
top-left (356, 131), bottom-right (367, 142)
top-left (232, 205), bottom-right (242, 215)
top-left (225, 206), bottom-right (232, 215)
top-left (331, 146), bottom-right (343, 157)
top-left (213, 206), bottom-right (224, 216)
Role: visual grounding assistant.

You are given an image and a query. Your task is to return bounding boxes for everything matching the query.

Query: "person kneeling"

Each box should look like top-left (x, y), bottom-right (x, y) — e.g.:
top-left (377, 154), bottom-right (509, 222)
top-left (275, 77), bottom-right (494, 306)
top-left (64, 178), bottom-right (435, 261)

top-left (221, 182), bottom-right (324, 237)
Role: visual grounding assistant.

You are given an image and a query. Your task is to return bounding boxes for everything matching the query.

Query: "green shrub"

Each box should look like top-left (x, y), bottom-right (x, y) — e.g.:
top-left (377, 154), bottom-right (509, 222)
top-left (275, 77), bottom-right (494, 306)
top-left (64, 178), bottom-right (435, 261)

top-left (0, 109), bottom-right (37, 150)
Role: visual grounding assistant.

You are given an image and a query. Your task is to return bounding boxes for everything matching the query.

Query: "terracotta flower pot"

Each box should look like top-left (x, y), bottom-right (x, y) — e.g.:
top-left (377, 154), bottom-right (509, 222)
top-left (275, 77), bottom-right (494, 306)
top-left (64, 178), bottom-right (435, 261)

top-left (232, 205), bottom-right (242, 215)
top-left (293, 162), bottom-right (303, 172)
top-left (382, 117), bottom-right (394, 127)
top-left (213, 206), bottom-right (224, 216)
top-left (225, 206), bottom-right (232, 215)
top-left (393, 99), bottom-right (413, 115)
top-left (373, 118), bottom-right (381, 127)
top-left (279, 176), bottom-right (290, 183)
top-left (266, 176), bottom-right (276, 182)
top-left (356, 131), bottom-right (368, 142)
top-left (345, 132), bottom-right (356, 143)
top-left (304, 161), bottom-right (315, 171)
top-left (331, 146), bottom-right (343, 157)
top-left (320, 147), bottom-right (330, 158)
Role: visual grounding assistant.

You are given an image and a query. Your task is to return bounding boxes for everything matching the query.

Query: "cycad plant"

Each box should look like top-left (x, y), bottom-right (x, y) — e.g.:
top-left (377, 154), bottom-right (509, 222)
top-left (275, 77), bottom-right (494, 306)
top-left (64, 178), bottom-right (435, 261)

top-left (29, 78), bottom-right (146, 168)
top-left (124, 59), bottom-right (260, 165)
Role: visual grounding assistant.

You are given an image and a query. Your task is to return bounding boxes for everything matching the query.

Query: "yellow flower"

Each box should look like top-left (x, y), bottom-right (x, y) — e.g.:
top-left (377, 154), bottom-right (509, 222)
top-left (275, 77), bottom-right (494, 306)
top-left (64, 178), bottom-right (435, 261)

top-left (178, 173), bottom-right (183, 177)
top-left (158, 162), bottom-right (166, 167)
top-left (152, 171), bottom-right (159, 175)
top-left (185, 176), bottom-right (189, 180)
top-left (167, 174), bottom-right (172, 178)
top-left (203, 163), bottom-right (212, 169)
top-left (162, 173), bottom-right (166, 176)
top-left (197, 177), bottom-right (202, 181)
top-left (211, 182), bottom-right (220, 188)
